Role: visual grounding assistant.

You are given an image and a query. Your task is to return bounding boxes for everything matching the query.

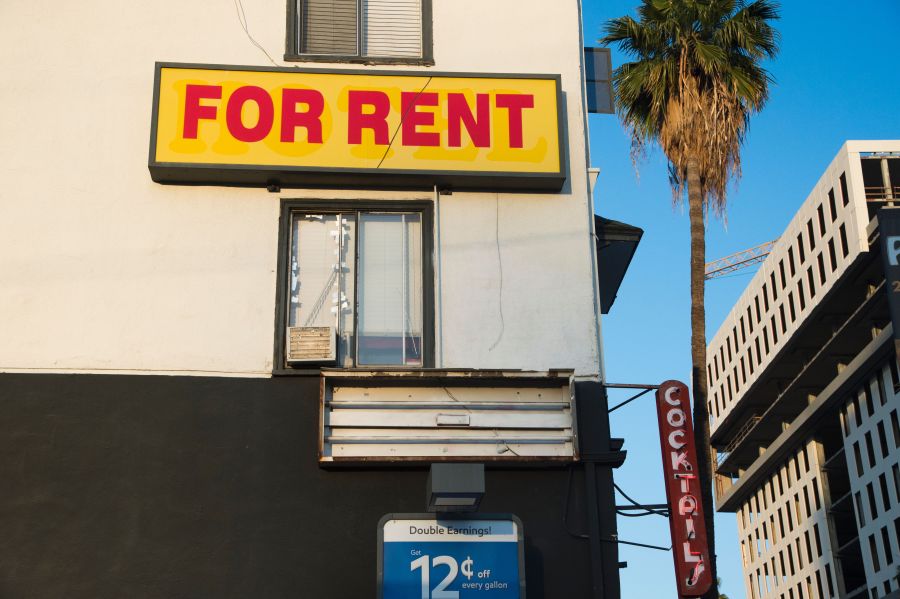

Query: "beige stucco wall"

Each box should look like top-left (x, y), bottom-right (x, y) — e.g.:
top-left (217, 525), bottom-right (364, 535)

top-left (0, 0), bottom-right (600, 376)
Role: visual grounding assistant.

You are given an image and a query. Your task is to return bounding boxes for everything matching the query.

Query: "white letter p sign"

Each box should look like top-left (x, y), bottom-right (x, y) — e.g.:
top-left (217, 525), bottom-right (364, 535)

top-left (889, 236), bottom-right (900, 266)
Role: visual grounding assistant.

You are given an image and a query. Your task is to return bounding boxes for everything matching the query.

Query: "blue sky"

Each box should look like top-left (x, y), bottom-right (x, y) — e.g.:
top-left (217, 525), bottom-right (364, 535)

top-left (582, 1), bottom-right (900, 597)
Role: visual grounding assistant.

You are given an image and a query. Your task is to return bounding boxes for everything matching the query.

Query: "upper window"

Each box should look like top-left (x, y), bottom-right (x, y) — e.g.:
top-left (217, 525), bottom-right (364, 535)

top-left (276, 202), bottom-right (433, 371)
top-left (287, 0), bottom-right (433, 64)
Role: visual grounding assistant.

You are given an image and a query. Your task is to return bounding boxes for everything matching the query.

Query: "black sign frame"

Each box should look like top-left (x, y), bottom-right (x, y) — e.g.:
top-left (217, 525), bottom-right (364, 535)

top-left (148, 63), bottom-right (568, 192)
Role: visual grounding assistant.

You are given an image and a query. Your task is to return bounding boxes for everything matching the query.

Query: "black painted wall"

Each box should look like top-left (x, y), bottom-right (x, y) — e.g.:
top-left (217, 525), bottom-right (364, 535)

top-left (0, 373), bottom-right (617, 599)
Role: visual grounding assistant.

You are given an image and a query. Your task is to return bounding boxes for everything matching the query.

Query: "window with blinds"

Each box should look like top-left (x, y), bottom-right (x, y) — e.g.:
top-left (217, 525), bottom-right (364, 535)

top-left (293, 0), bottom-right (427, 60)
top-left (299, 0), bottom-right (358, 56)
top-left (361, 0), bottom-right (422, 59)
top-left (287, 210), bottom-right (426, 367)
top-left (357, 213), bottom-right (423, 366)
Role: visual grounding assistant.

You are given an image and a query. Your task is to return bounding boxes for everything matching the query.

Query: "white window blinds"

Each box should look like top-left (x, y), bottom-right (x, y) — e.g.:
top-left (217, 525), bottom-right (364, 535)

top-left (357, 213), bottom-right (423, 366)
top-left (362, 0), bottom-right (423, 58)
top-left (299, 0), bottom-right (358, 55)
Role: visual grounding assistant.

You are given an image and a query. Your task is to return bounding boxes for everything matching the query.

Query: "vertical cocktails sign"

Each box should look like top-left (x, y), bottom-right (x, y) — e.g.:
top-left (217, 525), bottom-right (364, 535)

top-left (655, 380), bottom-right (712, 597)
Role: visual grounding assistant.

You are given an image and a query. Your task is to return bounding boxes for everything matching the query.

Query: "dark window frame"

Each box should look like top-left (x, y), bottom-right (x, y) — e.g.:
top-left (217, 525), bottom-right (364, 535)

top-left (285, 0), bottom-right (435, 65)
top-left (273, 198), bottom-right (435, 375)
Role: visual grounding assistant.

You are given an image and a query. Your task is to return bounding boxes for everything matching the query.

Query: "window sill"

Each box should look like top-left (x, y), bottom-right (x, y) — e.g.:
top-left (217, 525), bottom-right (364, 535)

top-left (273, 367), bottom-right (323, 377)
top-left (283, 54), bottom-right (435, 67)
top-left (273, 366), bottom-right (433, 377)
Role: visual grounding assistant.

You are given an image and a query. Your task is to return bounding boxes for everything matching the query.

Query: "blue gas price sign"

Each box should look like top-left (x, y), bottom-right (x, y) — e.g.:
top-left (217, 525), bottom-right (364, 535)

top-left (378, 515), bottom-right (525, 599)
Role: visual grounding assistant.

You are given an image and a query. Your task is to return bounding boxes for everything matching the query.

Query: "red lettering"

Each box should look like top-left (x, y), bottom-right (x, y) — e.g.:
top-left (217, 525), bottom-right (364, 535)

top-left (495, 93), bottom-right (534, 149)
top-left (348, 91), bottom-right (391, 145)
top-left (280, 89), bottom-right (325, 143)
top-left (401, 91), bottom-right (440, 147)
top-left (447, 93), bottom-right (490, 148)
top-left (675, 473), bottom-right (696, 493)
top-left (686, 561), bottom-right (707, 588)
top-left (682, 541), bottom-right (703, 563)
top-left (225, 86), bottom-right (274, 143)
top-left (183, 84), bottom-right (222, 139)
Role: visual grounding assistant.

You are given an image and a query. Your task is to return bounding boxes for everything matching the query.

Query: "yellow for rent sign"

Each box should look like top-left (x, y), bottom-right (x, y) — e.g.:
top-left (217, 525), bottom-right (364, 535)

top-left (149, 63), bottom-right (565, 190)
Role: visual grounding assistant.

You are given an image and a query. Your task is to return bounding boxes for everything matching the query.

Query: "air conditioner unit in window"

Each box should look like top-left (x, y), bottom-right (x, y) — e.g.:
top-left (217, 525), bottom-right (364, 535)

top-left (286, 326), bottom-right (336, 364)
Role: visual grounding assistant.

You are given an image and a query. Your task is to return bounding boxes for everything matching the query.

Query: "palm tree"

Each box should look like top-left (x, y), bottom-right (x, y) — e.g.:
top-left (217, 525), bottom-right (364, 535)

top-left (717, 577), bottom-right (729, 599)
top-left (601, 2), bottom-right (779, 597)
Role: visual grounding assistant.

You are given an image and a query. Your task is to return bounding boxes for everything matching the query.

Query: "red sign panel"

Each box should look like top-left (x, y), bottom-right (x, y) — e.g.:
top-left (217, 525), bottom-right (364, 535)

top-left (655, 380), bottom-right (712, 597)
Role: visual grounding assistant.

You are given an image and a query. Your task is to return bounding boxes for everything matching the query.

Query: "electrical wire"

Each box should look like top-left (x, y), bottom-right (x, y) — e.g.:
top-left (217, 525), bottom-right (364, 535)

top-left (233, 0), bottom-right (279, 66)
top-left (607, 388), bottom-right (652, 413)
top-left (563, 466), bottom-right (671, 552)
top-left (441, 387), bottom-right (471, 413)
top-left (601, 536), bottom-right (672, 552)
top-left (497, 444), bottom-right (521, 457)
top-left (439, 387), bottom-right (516, 455)
top-left (488, 193), bottom-right (505, 351)
top-left (613, 482), bottom-right (669, 518)
top-left (616, 509), bottom-right (666, 518)
top-left (375, 77), bottom-right (434, 169)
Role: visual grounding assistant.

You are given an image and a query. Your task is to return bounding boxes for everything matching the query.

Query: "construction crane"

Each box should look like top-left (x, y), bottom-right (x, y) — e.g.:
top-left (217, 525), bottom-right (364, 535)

top-left (705, 240), bottom-right (777, 280)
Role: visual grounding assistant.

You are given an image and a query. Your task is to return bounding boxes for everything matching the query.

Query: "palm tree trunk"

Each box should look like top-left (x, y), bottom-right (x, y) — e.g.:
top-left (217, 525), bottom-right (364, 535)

top-left (687, 157), bottom-right (718, 599)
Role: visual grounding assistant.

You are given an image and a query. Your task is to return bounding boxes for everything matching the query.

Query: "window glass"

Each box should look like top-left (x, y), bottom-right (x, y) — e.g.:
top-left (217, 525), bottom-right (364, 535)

top-left (839, 224), bottom-right (849, 257)
top-left (295, 0), bottom-right (425, 59)
top-left (840, 173), bottom-right (849, 206)
top-left (892, 409), bottom-right (900, 448)
top-left (878, 421), bottom-right (889, 458)
top-left (357, 212), bottom-right (423, 366)
top-left (869, 534), bottom-right (880, 573)
top-left (893, 463), bottom-right (900, 503)
top-left (290, 214), bottom-right (357, 365)
top-left (865, 431), bottom-right (876, 467)
top-left (288, 210), bottom-right (424, 368)
top-left (879, 473), bottom-right (891, 513)
top-left (867, 482), bottom-right (878, 519)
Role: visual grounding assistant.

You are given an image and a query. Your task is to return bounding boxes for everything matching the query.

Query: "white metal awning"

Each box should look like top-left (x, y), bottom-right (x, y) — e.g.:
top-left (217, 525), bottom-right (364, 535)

top-left (319, 369), bottom-right (577, 464)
